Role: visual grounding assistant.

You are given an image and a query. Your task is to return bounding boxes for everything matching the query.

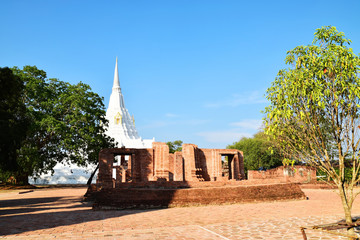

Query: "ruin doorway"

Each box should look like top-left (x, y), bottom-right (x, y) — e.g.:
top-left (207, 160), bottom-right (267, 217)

top-left (112, 154), bottom-right (132, 184)
top-left (221, 154), bottom-right (235, 180)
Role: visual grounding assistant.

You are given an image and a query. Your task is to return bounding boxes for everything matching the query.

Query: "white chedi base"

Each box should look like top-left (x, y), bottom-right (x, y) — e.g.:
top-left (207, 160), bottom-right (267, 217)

top-left (28, 162), bottom-right (97, 185)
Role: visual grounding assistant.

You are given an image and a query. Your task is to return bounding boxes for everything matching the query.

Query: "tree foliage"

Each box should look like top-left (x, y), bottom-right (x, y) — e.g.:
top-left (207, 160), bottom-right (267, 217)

top-left (1, 66), bottom-right (115, 183)
top-left (0, 67), bottom-right (30, 178)
top-left (166, 140), bottom-right (183, 153)
top-left (264, 26), bottom-right (360, 226)
top-left (227, 132), bottom-right (282, 173)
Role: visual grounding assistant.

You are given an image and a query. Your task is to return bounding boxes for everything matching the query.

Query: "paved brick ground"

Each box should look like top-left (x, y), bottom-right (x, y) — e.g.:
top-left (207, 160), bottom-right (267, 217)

top-left (1, 187), bottom-right (360, 239)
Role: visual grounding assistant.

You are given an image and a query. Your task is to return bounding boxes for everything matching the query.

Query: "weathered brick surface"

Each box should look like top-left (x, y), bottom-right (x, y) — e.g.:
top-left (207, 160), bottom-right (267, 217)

top-left (153, 142), bottom-right (169, 180)
top-left (248, 165), bottom-right (316, 183)
top-left (174, 152), bottom-right (184, 181)
top-left (93, 183), bottom-right (305, 209)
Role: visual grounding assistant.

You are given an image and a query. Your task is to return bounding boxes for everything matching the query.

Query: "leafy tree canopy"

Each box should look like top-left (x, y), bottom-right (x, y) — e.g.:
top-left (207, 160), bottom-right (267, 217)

top-left (0, 67), bottom-right (30, 175)
top-left (264, 26), bottom-right (360, 226)
top-left (227, 132), bottom-right (282, 173)
top-left (166, 140), bottom-right (183, 153)
top-left (1, 66), bottom-right (115, 183)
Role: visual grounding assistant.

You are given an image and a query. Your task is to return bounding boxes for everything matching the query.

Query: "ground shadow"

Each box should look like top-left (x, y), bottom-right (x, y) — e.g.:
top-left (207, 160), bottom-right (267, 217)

top-left (0, 196), bottom-right (72, 208)
top-left (0, 193), bottom-right (158, 236)
top-left (0, 196), bottom-right (86, 216)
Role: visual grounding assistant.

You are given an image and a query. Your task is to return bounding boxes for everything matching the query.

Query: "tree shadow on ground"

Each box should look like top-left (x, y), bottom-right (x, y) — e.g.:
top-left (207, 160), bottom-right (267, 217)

top-left (0, 196), bottom-right (89, 216)
top-left (1, 196), bottom-right (64, 208)
top-left (0, 193), bottom-right (158, 236)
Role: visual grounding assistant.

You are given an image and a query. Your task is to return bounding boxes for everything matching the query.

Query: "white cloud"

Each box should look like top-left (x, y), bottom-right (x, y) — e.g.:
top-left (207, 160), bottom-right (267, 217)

top-left (230, 119), bottom-right (263, 130)
top-left (205, 91), bottom-right (268, 108)
top-left (196, 131), bottom-right (252, 143)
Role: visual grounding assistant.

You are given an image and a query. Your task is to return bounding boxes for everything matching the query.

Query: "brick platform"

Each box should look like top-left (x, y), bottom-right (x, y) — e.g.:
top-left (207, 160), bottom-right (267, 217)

top-left (91, 183), bottom-right (306, 209)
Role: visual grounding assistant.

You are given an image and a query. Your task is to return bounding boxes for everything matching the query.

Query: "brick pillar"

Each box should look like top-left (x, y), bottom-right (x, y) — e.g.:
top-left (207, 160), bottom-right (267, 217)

top-left (131, 153), bottom-right (140, 182)
top-left (121, 167), bottom-right (126, 182)
top-left (98, 150), bottom-right (114, 189)
top-left (169, 154), bottom-right (174, 181)
top-left (174, 152), bottom-right (184, 181)
top-left (212, 150), bottom-right (222, 181)
top-left (121, 155), bottom-right (125, 166)
top-left (228, 155), bottom-right (234, 180)
top-left (238, 151), bottom-right (245, 179)
top-left (153, 142), bottom-right (169, 180)
top-left (231, 154), bottom-right (239, 180)
top-left (182, 144), bottom-right (198, 181)
top-left (115, 166), bottom-right (121, 185)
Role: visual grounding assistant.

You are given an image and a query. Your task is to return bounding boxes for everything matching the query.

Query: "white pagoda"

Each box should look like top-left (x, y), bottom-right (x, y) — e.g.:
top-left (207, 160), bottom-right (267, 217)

top-left (105, 57), bottom-right (154, 148)
top-left (28, 58), bottom-right (153, 184)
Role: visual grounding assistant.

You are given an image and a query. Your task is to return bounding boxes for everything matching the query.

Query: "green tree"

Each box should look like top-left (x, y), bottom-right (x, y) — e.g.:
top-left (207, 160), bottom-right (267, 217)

top-left (166, 140), bottom-right (183, 153)
top-left (227, 132), bottom-right (282, 175)
top-left (7, 66), bottom-right (115, 184)
top-left (0, 67), bottom-right (30, 181)
top-left (264, 26), bottom-right (360, 229)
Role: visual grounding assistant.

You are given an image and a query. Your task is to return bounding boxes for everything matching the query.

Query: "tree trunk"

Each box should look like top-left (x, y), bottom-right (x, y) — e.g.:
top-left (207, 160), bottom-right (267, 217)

top-left (87, 163), bottom-right (99, 185)
top-left (338, 185), bottom-right (357, 239)
top-left (15, 173), bottom-right (29, 185)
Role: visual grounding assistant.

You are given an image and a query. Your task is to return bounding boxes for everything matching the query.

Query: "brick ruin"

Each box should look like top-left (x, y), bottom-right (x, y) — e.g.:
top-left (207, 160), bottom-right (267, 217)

top-left (88, 142), bottom-right (307, 209)
top-left (96, 142), bottom-right (245, 188)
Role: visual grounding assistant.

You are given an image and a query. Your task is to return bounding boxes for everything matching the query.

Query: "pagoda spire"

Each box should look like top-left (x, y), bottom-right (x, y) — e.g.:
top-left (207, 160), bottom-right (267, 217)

top-left (113, 57), bottom-right (120, 89)
top-left (105, 57), bottom-right (154, 148)
top-left (109, 57), bottom-right (125, 108)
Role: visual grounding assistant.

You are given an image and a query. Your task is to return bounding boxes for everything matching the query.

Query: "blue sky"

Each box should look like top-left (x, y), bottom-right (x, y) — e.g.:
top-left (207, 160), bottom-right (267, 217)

top-left (1, 0), bottom-right (360, 149)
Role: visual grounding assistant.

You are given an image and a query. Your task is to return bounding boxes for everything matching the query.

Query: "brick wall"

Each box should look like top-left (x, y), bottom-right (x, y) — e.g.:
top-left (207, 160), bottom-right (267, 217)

top-left (247, 165), bottom-right (316, 183)
top-left (92, 183), bottom-right (306, 209)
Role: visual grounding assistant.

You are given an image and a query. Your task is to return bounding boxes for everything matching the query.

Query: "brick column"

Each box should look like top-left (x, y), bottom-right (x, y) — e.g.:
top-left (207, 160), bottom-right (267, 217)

top-left (98, 150), bottom-right (114, 189)
top-left (131, 153), bottom-right (140, 182)
top-left (121, 167), bottom-right (126, 182)
top-left (238, 151), bottom-right (245, 179)
top-left (115, 166), bottom-right (121, 185)
top-left (153, 142), bottom-right (169, 180)
top-left (174, 152), bottom-right (184, 181)
top-left (232, 154), bottom-right (241, 180)
top-left (182, 144), bottom-right (198, 181)
top-left (168, 154), bottom-right (174, 181)
top-left (228, 155), bottom-right (234, 180)
top-left (213, 150), bottom-right (222, 181)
